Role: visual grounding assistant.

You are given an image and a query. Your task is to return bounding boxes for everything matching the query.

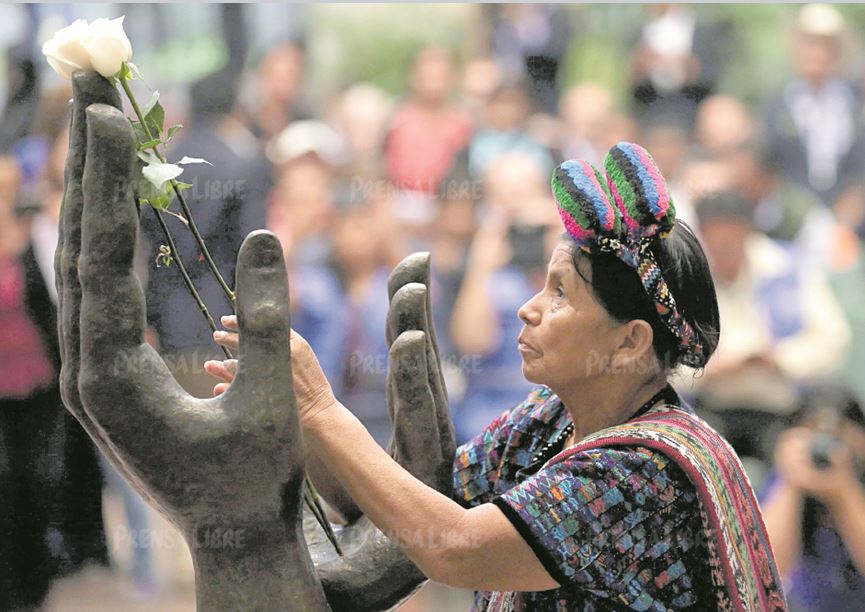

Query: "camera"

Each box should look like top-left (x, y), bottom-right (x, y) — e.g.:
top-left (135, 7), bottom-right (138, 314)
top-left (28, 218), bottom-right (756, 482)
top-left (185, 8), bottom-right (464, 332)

top-left (508, 224), bottom-right (547, 269)
top-left (810, 431), bottom-right (842, 470)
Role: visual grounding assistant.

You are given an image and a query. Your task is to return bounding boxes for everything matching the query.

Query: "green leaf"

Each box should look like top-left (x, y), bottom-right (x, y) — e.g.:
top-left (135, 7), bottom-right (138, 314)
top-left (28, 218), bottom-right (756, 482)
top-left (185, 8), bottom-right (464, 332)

top-left (138, 138), bottom-right (161, 151)
top-left (174, 181), bottom-right (193, 191)
top-left (165, 124), bottom-right (183, 144)
top-left (117, 63), bottom-right (133, 82)
top-left (144, 99), bottom-right (165, 138)
top-left (130, 120), bottom-right (148, 146)
top-left (148, 192), bottom-right (174, 210)
top-left (142, 91), bottom-right (160, 117)
top-left (126, 62), bottom-right (143, 80)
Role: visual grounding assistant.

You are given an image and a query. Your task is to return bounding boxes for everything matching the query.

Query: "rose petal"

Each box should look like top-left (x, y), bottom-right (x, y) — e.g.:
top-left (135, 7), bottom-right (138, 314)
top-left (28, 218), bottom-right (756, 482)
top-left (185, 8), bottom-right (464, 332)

top-left (44, 53), bottom-right (86, 81)
top-left (177, 156), bottom-right (213, 166)
top-left (84, 35), bottom-right (129, 78)
top-left (142, 162), bottom-right (184, 190)
top-left (41, 19), bottom-right (92, 79)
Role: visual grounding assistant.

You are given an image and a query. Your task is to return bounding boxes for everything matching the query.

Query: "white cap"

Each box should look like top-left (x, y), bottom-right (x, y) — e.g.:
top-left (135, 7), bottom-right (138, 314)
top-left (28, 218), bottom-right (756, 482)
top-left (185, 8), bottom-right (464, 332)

top-left (266, 121), bottom-right (346, 166)
top-left (798, 3), bottom-right (845, 37)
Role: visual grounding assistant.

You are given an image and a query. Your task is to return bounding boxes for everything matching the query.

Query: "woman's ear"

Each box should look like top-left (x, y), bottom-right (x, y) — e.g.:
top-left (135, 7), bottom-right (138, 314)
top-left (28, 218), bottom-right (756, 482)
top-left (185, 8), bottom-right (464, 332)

top-left (610, 320), bottom-right (656, 373)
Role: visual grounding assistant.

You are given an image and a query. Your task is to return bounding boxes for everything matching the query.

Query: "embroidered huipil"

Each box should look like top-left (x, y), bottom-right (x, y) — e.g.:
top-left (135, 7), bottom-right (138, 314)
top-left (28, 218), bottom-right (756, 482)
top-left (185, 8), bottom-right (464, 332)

top-left (452, 386), bottom-right (787, 611)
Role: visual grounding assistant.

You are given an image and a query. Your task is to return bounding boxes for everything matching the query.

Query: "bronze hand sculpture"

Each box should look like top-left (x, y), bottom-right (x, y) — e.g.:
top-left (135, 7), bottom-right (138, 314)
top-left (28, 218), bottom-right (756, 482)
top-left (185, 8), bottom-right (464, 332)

top-left (56, 71), bottom-right (454, 611)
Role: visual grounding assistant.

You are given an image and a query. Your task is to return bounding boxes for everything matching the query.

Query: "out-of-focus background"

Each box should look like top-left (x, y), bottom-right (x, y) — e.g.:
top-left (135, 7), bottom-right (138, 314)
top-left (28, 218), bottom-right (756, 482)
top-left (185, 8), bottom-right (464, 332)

top-left (4, 3), bottom-right (865, 610)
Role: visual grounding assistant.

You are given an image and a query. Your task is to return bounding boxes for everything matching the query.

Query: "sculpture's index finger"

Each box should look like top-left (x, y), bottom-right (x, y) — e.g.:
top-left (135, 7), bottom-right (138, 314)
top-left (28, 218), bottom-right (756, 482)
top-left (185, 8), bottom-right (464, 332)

top-left (78, 103), bottom-right (142, 353)
top-left (58, 73), bottom-right (124, 422)
top-left (232, 231), bottom-right (294, 414)
top-left (57, 72), bottom-right (123, 365)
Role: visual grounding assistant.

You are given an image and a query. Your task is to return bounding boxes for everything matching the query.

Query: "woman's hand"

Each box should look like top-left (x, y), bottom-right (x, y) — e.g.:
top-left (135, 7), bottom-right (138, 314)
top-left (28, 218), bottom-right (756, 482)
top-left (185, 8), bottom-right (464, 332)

top-left (208, 315), bottom-right (337, 427)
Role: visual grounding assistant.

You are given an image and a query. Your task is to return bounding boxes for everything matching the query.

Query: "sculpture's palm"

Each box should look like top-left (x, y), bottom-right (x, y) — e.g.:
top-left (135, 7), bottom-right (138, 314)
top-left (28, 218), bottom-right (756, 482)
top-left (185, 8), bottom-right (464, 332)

top-left (57, 71), bottom-right (455, 611)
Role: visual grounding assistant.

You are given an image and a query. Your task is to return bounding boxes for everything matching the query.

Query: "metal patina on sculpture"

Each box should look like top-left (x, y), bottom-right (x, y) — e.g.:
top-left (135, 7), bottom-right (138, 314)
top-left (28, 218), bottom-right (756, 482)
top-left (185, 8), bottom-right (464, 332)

top-left (56, 70), bottom-right (455, 611)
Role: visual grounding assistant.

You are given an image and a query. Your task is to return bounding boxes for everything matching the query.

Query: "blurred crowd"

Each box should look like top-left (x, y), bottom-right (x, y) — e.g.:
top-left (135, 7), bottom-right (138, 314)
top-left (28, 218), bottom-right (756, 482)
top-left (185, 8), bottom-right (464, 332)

top-left (3, 4), bottom-right (865, 611)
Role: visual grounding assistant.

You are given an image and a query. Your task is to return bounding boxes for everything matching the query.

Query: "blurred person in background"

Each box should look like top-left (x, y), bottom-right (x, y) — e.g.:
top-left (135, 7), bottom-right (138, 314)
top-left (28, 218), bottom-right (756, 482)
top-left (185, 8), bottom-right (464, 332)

top-left (450, 152), bottom-right (558, 443)
top-left (384, 45), bottom-right (472, 225)
top-left (243, 40), bottom-right (310, 143)
top-left (264, 155), bottom-right (347, 401)
top-left (688, 192), bottom-right (849, 477)
top-left (735, 143), bottom-right (824, 246)
top-left (0, 155), bottom-right (53, 610)
top-left (0, 153), bottom-right (108, 609)
top-left (426, 164), bottom-right (480, 363)
top-left (630, 3), bottom-right (731, 127)
top-left (328, 198), bottom-right (394, 446)
top-left (761, 385), bottom-right (865, 610)
top-left (763, 3), bottom-right (865, 205)
top-left (694, 94), bottom-right (755, 158)
top-left (729, 142), bottom-right (858, 272)
top-left (327, 82), bottom-right (393, 181)
top-left (488, 4), bottom-right (571, 115)
top-left (459, 56), bottom-right (503, 126)
top-left (638, 117), bottom-right (695, 226)
top-left (266, 146), bottom-right (337, 267)
top-left (671, 150), bottom-right (739, 232)
top-left (833, 180), bottom-right (865, 242)
top-left (558, 81), bottom-right (618, 166)
top-left (466, 79), bottom-right (552, 180)
top-left (0, 41), bottom-right (40, 155)
top-left (139, 67), bottom-right (268, 398)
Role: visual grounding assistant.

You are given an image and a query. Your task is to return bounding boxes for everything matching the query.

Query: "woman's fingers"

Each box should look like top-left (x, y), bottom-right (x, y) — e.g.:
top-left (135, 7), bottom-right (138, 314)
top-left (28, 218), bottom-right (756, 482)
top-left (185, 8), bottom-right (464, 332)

top-left (212, 382), bottom-right (231, 397)
top-left (220, 315), bottom-right (238, 331)
top-left (204, 359), bottom-right (237, 383)
top-left (213, 329), bottom-right (239, 350)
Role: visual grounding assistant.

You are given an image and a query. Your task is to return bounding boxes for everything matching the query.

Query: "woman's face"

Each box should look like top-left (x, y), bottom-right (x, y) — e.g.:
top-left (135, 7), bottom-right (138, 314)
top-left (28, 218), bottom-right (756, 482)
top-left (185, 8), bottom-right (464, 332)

top-left (516, 242), bottom-right (622, 389)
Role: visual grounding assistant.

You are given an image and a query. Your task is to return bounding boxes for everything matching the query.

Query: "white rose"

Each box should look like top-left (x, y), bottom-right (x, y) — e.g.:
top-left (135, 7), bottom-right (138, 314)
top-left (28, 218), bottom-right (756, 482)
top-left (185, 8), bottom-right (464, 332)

top-left (42, 19), bottom-right (93, 80)
top-left (83, 17), bottom-right (133, 79)
top-left (42, 16), bottom-right (133, 80)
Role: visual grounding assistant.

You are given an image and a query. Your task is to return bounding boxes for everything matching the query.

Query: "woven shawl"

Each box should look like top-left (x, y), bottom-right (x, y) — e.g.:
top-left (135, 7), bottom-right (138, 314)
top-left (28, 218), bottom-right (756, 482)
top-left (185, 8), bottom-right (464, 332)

top-left (545, 405), bottom-right (788, 611)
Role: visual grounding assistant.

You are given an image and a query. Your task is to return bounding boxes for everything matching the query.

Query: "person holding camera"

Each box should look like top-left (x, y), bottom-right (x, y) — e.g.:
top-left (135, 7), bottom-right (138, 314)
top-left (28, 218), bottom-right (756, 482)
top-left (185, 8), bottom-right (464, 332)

top-left (449, 153), bottom-right (559, 443)
top-left (761, 387), bottom-right (865, 610)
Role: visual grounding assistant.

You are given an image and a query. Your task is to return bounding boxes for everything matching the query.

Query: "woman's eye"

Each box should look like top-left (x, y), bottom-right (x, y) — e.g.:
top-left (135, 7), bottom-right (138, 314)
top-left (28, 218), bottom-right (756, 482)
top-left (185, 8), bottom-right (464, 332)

top-left (555, 286), bottom-right (565, 297)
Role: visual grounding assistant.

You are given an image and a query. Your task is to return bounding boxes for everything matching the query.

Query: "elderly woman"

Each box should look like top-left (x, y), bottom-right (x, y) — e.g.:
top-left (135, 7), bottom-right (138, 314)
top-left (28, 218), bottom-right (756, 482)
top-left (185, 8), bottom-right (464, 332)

top-left (208, 143), bottom-right (787, 610)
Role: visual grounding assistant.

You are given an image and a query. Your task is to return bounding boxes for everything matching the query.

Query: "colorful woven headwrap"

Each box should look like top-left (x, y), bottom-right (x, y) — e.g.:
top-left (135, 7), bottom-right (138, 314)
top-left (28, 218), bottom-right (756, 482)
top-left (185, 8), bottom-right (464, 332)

top-left (552, 142), bottom-right (704, 367)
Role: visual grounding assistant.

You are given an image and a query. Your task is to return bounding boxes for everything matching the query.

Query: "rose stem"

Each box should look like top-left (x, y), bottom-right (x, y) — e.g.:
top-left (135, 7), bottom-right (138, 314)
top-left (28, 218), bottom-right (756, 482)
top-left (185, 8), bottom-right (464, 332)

top-left (148, 201), bottom-right (232, 360)
top-left (120, 75), bottom-right (236, 305)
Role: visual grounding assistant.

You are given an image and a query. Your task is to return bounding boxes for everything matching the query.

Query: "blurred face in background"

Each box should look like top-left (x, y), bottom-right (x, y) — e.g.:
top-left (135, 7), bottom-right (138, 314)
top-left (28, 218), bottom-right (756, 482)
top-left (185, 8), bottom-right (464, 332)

top-left (793, 33), bottom-right (841, 86)
top-left (331, 204), bottom-right (385, 278)
top-left (267, 156), bottom-right (333, 256)
top-left (695, 95), bottom-right (754, 156)
top-left (640, 123), bottom-right (688, 182)
top-left (410, 47), bottom-right (454, 107)
top-left (560, 82), bottom-right (614, 142)
top-left (483, 153), bottom-right (548, 223)
top-left (434, 193), bottom-right (476, 244)
top-left (484, 85), bottom-right (530, 132)
top-left (461, 57), bottom-right (503, 120)
top-left (699, 217), bottom-right (751, 283)
top-left (260, 43), bottom-right (304, 107)
top-left (680, 158), bottom-right (736, 204)
top-left (333, 84), bottom-right (392, 161)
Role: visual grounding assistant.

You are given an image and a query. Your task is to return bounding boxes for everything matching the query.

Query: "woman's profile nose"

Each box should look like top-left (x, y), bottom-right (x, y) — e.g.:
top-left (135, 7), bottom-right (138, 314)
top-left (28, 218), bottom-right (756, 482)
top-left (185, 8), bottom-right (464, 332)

top-left (518, 297), bottom-right (540, 325)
